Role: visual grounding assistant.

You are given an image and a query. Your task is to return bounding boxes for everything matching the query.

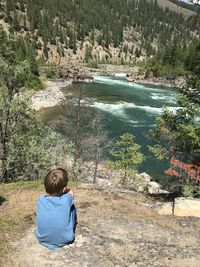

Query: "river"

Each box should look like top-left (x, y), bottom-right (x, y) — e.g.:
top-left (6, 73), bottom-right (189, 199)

top-left (42, 75), bottom-right (181, 186)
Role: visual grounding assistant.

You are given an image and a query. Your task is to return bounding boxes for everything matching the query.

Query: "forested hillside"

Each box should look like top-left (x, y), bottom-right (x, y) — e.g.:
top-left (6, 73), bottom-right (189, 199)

top-left (0, 0), bottom-right (198, 64)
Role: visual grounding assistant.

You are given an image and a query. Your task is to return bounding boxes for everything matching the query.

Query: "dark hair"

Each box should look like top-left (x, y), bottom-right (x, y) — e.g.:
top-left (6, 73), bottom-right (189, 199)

top-left (44, 168), bottom-right (68, 195)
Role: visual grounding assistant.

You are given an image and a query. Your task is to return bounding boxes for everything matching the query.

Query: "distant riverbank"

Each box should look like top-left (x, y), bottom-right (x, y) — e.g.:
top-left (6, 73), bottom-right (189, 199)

top-left (126, 76), bottom-right (187, 89)
top-left (81, 64), bottom-right (187, 90)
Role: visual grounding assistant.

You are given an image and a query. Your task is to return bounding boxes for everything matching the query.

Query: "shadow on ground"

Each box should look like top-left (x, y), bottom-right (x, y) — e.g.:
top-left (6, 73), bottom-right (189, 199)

top-left (0, 195), bottom-right (6, 206)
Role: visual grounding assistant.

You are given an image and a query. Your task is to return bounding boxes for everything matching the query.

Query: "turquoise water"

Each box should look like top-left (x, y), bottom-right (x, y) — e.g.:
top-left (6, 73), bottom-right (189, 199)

top-left (85, 76), bottom-right (180, 184)
top-left (43, 76), bottom-right (181, 185)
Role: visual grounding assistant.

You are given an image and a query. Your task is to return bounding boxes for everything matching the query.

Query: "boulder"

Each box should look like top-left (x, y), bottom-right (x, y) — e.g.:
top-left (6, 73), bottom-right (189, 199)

top-left (148, 181), bottom-right (162, 194)
top-left (158, 198), bottom-right (200, 217)
top-left (134, 173), bottom-right (169, 194)
top-left (139, 172), bottom-right (152, 183)
top-left (174, 197), bottom-right (200, 218)
top-left (174, 76), bottom-right (187, 89)
top-left (158, 203), bottom-right (173, 216)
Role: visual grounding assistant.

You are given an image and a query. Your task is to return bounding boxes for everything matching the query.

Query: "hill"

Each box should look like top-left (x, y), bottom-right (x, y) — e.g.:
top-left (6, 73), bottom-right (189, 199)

top-left (159, 0), bottom-right (199, 14)
top-left (0, 0), bottom-right (198, 65)
top-left (157, 0), bottom-right (195, 15)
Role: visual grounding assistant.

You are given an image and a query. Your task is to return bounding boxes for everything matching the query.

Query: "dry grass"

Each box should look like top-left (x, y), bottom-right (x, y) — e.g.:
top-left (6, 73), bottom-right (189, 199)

top-left (0, 181), bottom-right (44, 257)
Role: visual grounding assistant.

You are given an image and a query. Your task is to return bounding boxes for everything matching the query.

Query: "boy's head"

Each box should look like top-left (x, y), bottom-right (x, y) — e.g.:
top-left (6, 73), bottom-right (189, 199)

top-left (44, 168), bottom-right (68, 195)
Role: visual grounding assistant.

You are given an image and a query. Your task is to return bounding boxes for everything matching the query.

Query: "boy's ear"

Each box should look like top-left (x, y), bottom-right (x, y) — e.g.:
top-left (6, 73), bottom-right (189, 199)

top-left (63, 186), bottom-right (67, 193)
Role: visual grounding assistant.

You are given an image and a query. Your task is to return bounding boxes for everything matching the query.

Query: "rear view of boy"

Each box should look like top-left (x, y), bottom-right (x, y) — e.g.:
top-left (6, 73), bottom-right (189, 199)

top-left (35, 168), bottom-right (77, 250)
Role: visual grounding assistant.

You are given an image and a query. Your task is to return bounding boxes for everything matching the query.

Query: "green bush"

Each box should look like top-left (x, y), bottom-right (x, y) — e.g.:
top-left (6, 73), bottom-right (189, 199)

top-left (147, 64), bottom-right (186, 78)
top-left (0, 87), bottom-right (74, 183)
top-left (87, 60), bottom-right (99, 69)
top-left (46, 68), bottom-right (56, 79)
top-left (26, 74), bottom-right (43, 91)
top-left (182, 185), bottom-right (200, 198)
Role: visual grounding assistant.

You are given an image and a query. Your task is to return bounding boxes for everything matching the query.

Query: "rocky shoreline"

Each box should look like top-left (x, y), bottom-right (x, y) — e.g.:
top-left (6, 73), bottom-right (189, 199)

top-left (32, 66), bottom-right (95, 111)
top-left (126, 74), bottom-right (187, 89)
top-left (87, 65), bottom-right (188, 90)
top-left (32, 79), bottom-right (73, 110)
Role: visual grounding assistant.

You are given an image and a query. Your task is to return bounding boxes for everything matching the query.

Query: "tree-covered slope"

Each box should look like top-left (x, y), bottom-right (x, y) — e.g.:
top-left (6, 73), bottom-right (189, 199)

top-left (0, 0), bottom-right (198, 64)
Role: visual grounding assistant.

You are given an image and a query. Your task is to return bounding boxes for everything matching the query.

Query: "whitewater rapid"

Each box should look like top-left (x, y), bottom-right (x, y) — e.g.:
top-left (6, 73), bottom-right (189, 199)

top-left (91, 76), bottom-right (180, 127)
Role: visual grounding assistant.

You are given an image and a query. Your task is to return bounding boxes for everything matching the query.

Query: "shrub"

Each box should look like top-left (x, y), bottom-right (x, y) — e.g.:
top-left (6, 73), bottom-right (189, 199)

top-left (26, 74), bottom-right (43, 91)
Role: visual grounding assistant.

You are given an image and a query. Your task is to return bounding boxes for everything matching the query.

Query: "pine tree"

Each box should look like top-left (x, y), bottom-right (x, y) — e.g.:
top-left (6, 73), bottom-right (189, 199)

top-left (110, 133), bottom-right (145, 184)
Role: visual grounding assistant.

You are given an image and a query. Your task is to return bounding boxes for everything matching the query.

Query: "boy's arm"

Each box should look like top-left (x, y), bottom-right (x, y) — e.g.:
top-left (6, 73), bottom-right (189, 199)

top-left (68, 189), bottom-right (75, 198)
top-left (63, 187), bottom-right (75, 198)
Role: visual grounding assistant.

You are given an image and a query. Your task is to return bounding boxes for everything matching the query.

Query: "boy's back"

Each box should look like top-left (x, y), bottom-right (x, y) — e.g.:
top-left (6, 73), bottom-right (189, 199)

top-left (36, 193), bottom-right (75, 250)
top-left (35, 168), bottom-right (76, 250)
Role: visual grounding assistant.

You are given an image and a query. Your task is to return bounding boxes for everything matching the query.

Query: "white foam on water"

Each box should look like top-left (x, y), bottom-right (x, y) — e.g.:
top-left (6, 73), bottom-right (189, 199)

top-left (113, 73), bottom-right (127, 77)
top-left (89, 101), bottom-right (135, 119)
top-left (127, 120), bottom-right (156, 128)
top-left (130, 124), bottom-right (156, 128)
top-left (150, 93), bottom-right (177, 103)
top-left (151, 95), bottom-right (166, 100)
top-left (93, 75), bottom-right (137, 87)
top-left (93, 76), bottom-right (162, 91)
top-left (90, 101), bottom-right (181, 116)
top-left (127, 120), bottom-right (140, 124)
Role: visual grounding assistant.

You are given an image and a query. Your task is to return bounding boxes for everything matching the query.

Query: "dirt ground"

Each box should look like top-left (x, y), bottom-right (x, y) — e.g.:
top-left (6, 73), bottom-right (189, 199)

top-left (0, 182), bottom-right (200, 267)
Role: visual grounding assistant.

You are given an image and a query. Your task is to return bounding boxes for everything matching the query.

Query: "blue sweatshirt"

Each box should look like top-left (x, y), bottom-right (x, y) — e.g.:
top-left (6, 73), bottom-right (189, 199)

top-left (35, 193), bottom-right (76, 250)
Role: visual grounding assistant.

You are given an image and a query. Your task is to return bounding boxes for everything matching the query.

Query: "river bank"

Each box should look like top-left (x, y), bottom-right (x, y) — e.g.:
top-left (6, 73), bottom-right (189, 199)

top-left (31, 79), bottom-right (73, 110)
top-left (80, 64), bottom-right (187, 90)
top-left (126, 76), bottom-right (187, 89)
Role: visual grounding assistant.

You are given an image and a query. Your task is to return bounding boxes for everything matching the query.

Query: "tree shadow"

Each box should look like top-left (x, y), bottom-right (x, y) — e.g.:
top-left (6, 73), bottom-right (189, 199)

top-left (0, 195), bottom-right (6, 206)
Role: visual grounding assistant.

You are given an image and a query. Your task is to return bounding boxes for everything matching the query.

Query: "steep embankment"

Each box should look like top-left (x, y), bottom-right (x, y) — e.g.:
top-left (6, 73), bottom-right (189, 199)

top-left (0, 183), bottom-right (200, 267)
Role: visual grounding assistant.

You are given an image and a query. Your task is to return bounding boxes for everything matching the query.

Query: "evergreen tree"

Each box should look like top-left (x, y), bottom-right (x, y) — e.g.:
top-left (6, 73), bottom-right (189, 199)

top-left (149, 96), bottom-right (200, 187)
top-left (110, 133), bottom-right (145, 184)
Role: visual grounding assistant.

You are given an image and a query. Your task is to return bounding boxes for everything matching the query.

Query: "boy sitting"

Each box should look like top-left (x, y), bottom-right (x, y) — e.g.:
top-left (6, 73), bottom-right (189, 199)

top-left (35, 168), bottom-right (77, 250)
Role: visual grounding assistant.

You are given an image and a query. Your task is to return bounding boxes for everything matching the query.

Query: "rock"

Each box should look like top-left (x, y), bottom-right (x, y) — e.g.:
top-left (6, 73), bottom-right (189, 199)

top-left (158, 203), bottom-right (173, 216)
top-left (147, 182), bottom-right (169, 195)
top-left (174, 76), bottom-right (187, 89)
top-left (139, 172), bottom-right (152, 183)
top-left (137, 185), bottom-right (146, 193)
top-left (73, 72), bottom-right (94, 83)
top-left (132, 173), bottom-right (169, 195)
top-left (96, 178), bottom-right (113, 187)
top-left (66, 93), bottom-right (73, 98)
top-left (158, 198), bottom-right (200, 218)
top-left (174, 197), bottom-right (200, 218)
top-left (148, 181), bottom-right (162, 194)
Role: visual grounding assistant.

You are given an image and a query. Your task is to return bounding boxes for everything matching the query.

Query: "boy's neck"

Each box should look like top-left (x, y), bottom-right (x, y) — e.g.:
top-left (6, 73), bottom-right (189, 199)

top-left (49, 193), bottom-right (62, 197)
top-left (48, 187), bottom-right (67, 197)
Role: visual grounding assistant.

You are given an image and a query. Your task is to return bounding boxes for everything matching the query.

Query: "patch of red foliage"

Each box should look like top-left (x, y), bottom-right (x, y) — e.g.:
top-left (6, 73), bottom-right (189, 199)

top-left (165, 157), bottom-right (200, 183)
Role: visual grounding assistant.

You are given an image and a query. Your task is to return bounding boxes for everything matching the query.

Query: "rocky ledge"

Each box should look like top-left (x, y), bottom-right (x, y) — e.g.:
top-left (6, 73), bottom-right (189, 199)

top-left (159, 197), bottom-right (200, 218)
top-left (3, 188), bottom-right (200, 267)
